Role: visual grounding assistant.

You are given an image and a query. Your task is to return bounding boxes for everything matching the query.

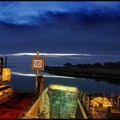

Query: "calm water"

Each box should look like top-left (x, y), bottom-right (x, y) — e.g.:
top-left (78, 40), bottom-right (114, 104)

top-left (10, 72), bottom-right (120, 94)
top-left (4, 55), bottom-right (120, 94)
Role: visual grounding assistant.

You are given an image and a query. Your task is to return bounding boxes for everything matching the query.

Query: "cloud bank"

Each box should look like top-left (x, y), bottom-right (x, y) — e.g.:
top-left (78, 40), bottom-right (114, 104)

top-left (0, 2), bottom-right (120, 55)
top-left (0, 2), bottom-right (120, 26)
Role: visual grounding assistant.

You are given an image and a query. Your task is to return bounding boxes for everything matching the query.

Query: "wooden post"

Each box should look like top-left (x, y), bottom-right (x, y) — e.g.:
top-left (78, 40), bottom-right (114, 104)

top-left (82, 94), bottom-right (86, 106)
top-left (117, 94), bottom-right (120, 107)
top-left (79, 91), bottom-right (83, 101)
top-left (87, 95), bottom-right (90, 111)
top-left (32, 51), bottom-right (45, 96)
top-left (36, 70), bottom-right (39, 90)
top-left (35, 51), bottom-right (40, 91)
top-left (38, 75), bottom-right (45, 96)
top-left (111, 93), bottom-right (113, 103)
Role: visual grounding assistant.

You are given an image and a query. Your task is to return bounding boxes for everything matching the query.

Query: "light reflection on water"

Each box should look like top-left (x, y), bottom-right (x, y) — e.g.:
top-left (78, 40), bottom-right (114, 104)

top-left (10, 70), bottom-right (120, 94)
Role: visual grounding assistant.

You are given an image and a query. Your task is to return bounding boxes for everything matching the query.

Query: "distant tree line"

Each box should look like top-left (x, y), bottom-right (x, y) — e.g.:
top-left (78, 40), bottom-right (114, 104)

top-left (45, 61), bottom-right (120, 84)
top-left (63, 62), bottom-right (120, 69)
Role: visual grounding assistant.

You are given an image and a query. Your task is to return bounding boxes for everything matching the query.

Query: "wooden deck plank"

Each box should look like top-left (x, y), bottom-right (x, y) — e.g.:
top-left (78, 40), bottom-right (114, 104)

top-left (0, 92), bottom-right (34, 119)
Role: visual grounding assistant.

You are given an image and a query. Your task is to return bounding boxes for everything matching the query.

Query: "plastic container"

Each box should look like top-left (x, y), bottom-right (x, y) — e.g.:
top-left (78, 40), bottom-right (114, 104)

top-left (47, 84), bottom-right (79, 119)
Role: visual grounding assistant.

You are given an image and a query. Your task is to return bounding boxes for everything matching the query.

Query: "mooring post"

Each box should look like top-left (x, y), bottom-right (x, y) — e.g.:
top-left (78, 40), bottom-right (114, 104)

top-left (111, 93), bottom-right (113, 103)
top-left (32, 51), bottom-right (45, 96)
top-left (87, 95), bottom-right (90, 111)
top-left (38, 75), bottom-right (45, 96)
top-left (117, 93), bottom-right (120, 107)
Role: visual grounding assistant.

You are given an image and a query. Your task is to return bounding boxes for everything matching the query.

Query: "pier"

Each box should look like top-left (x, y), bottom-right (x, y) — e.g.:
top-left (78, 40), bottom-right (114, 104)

top-left (0, 92), bottom-right (35, 119)
top-left (0, 52), bottom-right (120, 119)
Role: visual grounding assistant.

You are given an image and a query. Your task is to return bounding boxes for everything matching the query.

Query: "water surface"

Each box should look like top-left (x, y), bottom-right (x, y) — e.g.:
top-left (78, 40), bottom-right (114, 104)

top-left (5, 55), bottom-right (120, 94)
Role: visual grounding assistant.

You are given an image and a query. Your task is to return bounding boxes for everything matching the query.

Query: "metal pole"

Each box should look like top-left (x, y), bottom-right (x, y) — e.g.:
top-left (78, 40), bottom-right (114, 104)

top-left (5, 56), bottom-right (7, 68)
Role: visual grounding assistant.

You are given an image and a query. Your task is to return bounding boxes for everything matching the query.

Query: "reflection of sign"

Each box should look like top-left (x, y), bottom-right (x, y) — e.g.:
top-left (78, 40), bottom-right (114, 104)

top-left (32, 57), bottom-right (45, 70)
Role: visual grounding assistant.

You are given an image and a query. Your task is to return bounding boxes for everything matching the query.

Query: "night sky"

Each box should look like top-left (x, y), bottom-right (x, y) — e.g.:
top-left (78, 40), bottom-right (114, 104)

top-left (1, 2), bottom-right (120, 94)
top-left (0, 1), bottom-right (120, 55)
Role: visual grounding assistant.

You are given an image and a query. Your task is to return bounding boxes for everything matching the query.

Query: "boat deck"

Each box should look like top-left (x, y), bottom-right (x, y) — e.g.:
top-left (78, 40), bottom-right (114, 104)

top-left (0, 92), bottom-right (35, 119)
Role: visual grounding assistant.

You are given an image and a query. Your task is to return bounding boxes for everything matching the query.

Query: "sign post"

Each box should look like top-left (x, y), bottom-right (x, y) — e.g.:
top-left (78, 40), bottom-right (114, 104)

top-left (32, 51), bottom-right (45, 95)
top-left (36, 51), bottom-right (40, 90)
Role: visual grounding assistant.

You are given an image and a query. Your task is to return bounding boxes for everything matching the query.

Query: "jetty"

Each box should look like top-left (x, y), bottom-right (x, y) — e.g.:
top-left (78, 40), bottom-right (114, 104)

top-left (0, 52), bottom-right (120, 119)
top-left (0, 52), bottom-right (88, 119)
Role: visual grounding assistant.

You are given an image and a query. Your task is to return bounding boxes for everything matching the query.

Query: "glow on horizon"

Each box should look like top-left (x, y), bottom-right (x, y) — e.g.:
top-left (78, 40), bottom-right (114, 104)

top-left (2, 52), bottom-right (120, 58)
top-left (5, 52), bottom-right (91, 57)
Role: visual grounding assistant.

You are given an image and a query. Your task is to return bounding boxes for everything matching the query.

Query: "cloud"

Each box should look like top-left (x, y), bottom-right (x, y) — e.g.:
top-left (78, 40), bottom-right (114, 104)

top-left (0, 2), bottom-right (120, 26)
top-left (0, 2), bottom-right (120, 55)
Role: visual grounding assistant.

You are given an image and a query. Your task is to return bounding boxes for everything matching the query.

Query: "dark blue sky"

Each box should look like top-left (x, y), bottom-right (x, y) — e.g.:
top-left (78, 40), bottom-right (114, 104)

top-left (0, 1), bottom-right (120, 55)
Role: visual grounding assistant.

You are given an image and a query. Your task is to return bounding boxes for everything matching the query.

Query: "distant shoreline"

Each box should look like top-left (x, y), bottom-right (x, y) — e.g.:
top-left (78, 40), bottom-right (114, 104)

top-left (45, 63), bottom-right (120, 85)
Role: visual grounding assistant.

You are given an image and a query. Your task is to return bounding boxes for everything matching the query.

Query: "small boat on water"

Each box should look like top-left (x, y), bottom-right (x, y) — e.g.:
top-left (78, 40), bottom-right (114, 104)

top-left (0, 56), bottom-right (87, 119)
